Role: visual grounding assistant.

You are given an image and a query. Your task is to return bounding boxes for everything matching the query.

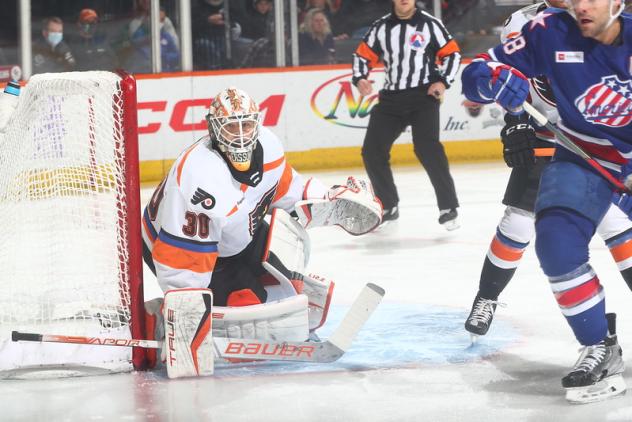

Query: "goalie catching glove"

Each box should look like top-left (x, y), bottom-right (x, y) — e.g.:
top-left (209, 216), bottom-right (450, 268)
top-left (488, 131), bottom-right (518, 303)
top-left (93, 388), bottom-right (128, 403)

top-left (295, 176), bottom-right (382, 235)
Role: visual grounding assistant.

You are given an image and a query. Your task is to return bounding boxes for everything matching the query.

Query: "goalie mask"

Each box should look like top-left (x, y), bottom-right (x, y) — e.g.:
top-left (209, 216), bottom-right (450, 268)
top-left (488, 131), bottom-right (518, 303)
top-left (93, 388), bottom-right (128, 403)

top-left (206, 87), bottom-right (261, 172)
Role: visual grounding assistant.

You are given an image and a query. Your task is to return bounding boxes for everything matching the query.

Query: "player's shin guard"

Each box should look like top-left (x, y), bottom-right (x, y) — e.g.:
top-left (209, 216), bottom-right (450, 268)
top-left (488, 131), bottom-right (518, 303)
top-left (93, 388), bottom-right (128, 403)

top-left (480, 228), bottom-right (529, 299)
top-left (549, 264), bottom-right (607, 346)
top-left (535, 208), bottom-right (606, 345)
top-left (163, 288), bottom-right (214, 378)
top-left (604, 231), bottom-right (632, 291)
top-left (465, 228), bottom-right (526, 337)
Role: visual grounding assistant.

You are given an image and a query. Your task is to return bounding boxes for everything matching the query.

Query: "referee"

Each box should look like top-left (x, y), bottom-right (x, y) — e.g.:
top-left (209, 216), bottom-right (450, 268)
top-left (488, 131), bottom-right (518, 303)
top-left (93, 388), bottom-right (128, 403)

top-left (352, 0), bottom-right (461, 230)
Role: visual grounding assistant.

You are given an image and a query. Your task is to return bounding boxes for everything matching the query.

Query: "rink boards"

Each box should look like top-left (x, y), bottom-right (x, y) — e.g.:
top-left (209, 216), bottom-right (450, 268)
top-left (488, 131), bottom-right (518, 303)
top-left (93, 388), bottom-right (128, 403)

top-left (133, 63), bottom-right (505, 183)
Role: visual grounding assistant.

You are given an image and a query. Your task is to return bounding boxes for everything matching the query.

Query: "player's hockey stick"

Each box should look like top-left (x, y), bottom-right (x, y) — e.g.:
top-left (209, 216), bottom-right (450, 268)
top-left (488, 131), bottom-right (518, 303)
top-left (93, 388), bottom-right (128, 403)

top-left (12, 283), bottom-right (384, 364)
top-left (522, 102), bottom-right (629, 193)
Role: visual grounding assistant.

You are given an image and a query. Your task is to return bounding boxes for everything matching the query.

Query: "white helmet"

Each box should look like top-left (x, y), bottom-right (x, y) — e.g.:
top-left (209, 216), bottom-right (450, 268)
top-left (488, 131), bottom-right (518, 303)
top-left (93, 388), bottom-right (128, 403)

top-left (564, 0), bottom-right (625, 29)
top-left (206, 87), bottom-right (261, 172)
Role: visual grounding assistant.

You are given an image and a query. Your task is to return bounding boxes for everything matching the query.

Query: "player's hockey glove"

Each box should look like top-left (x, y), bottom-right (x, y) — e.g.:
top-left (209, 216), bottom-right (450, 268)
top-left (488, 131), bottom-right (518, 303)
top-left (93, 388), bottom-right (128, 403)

top-left (476, 63), bottom-right (529, 111)
top-left (500, 112), bottom-right (536, 168)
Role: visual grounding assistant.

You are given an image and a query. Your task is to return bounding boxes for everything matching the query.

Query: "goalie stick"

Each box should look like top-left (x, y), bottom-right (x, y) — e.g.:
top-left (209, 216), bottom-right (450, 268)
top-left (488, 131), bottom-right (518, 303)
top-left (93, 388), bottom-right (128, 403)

top-left (522, 101), bottom-right (630, 193)
top-left (12, 283), bottom-right (384, 364)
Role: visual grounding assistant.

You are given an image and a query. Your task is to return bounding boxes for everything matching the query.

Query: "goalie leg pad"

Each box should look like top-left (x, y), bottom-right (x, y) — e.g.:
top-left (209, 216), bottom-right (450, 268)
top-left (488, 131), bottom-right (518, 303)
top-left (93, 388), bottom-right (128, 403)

top-left (212, 294), bottom-right (309, 343)
top-left (163, 288), bottom-right (214, 378)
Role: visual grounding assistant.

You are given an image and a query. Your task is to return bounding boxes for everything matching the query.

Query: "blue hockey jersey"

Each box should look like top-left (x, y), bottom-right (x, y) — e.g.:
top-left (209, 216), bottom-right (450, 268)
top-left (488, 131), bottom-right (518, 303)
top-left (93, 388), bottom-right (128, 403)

top-left (462, 9), bottom-right (632, 173)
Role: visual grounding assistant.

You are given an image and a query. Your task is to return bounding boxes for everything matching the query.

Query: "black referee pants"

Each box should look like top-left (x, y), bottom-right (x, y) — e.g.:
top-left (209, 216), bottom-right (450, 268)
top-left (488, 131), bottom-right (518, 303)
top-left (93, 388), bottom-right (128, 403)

top-left (361, 88), bottom-right (459, 211)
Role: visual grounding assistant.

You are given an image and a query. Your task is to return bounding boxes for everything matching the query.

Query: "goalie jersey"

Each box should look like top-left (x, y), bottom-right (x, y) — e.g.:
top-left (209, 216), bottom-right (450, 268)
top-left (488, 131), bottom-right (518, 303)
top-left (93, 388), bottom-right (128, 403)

top-left (463, 9), bottom-right (632, 173)
top-left (142, 127), bottom-right (320, 293)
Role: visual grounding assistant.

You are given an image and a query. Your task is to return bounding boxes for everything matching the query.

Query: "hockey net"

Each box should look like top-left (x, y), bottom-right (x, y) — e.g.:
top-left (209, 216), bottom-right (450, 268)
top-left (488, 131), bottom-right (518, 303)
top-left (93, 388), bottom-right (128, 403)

top-left (0, 71), bottom-right (146, 378)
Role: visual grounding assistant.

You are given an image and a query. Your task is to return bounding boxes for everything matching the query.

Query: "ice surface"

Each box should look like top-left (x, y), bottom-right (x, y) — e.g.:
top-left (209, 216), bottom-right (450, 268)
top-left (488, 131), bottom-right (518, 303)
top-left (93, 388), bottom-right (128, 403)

top-left (3, 162), bottom-right (632, 421)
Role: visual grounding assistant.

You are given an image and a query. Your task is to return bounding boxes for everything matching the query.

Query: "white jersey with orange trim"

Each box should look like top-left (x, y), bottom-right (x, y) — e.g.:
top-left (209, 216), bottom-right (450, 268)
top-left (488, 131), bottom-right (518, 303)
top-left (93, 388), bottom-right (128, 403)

top-left (142, 127), bottom-right (325, 293)
top-left (501, 2), bottom-right (559, 144)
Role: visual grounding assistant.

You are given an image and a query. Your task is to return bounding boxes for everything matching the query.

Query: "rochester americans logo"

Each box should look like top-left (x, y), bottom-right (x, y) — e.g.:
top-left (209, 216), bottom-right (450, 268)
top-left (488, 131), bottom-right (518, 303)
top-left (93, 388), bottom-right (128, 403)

top-left (575, 75), bottom-right (632, 127)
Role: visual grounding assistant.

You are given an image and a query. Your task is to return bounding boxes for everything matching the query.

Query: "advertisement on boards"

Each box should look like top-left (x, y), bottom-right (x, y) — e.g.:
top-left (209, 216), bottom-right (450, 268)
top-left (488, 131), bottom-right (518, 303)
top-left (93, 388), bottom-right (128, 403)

top-left (136, 65), bottom-right (504, 165)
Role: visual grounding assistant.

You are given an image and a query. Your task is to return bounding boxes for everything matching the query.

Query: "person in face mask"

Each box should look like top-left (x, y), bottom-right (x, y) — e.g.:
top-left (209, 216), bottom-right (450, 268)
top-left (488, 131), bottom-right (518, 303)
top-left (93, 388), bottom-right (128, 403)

top-left (112, 0), bottom-right (180, 73)
top-left (32, 16), bottom-right (76, 75)
top-left (67, 9), bottom-right (119, 71)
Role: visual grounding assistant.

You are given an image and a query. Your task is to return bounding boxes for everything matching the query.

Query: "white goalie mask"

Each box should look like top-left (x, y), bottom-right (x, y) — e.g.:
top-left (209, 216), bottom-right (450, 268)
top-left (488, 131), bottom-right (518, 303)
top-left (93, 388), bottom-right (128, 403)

top-left (564, 0), bottom-right (625, 29)
top-left (206, 87), bottom-right (261, 172)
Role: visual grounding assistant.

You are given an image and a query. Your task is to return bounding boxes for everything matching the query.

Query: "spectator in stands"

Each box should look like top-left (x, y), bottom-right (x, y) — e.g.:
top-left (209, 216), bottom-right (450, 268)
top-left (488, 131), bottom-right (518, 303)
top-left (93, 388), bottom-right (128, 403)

top-left (192, 0), bottom-right (241, 70)
top-left (299, 0), bottom-right (337, 24)
top-left (300, 0), bottom-right (349, 40)
top-left (299, 9), bottom-right (336, 65)
top-left (115, 0), bottom-right (180, 73)
top-left (32, 16), bottom-right (76, 74)
top-left (239, 0), bottom-right (274, 41)
top-left (67, 9), bottom-right (119, 71)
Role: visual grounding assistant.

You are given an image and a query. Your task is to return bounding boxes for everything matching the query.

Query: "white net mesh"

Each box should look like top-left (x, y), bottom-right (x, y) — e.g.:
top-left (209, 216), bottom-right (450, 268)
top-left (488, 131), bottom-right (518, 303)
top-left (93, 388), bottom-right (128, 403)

top-left (0, 71), bottom-right (137, 377)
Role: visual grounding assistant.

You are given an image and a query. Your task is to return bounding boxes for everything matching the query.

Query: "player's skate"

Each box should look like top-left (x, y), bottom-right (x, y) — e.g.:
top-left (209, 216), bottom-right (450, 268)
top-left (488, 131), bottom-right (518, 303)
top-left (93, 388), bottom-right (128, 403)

top-left (563, 313), bottom-right (626, 404)
top-left (439, 208), bottom-right (459, 231)
top-left (464, 295), bottom-right (504, 343)
top-left (379, 206), bottom-right (399, 226)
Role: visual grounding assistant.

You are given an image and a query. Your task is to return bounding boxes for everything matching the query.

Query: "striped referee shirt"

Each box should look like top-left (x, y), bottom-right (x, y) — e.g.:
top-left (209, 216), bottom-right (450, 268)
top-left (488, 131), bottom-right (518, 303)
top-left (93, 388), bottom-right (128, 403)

top-left (352, 9), bottom-right (461, 92)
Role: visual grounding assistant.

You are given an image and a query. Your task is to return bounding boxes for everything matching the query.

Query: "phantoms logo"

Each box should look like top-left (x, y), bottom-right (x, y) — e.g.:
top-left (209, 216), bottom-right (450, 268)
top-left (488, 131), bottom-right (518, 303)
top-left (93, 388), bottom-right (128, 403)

top-left (310, 71), bottom-right (383, 129)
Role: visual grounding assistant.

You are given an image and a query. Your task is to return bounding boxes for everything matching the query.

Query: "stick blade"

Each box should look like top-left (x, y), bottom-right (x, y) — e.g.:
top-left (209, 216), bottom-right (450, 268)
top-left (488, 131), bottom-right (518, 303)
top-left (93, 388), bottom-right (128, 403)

top-left (326, 283), bottom-right (384, 353)
top-left (213, 337), bottom-right (344, 363)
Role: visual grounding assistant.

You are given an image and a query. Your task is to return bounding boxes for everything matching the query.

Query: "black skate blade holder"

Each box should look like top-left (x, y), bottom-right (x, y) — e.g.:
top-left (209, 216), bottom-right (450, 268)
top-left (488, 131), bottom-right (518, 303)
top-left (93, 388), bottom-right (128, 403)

top-left (606, 312), bottom-right (617, 336)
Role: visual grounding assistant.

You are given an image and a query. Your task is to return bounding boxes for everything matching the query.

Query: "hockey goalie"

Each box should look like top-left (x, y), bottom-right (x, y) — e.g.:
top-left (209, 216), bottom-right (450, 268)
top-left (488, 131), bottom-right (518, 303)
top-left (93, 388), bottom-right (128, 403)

top-left (141, 87), bottom-right (383, 377)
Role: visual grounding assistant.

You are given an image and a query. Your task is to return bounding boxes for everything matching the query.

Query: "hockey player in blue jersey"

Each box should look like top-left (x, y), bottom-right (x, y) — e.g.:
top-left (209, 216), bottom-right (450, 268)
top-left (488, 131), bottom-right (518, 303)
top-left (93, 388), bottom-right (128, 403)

top-left (462, 0), bottom-right (629, 403)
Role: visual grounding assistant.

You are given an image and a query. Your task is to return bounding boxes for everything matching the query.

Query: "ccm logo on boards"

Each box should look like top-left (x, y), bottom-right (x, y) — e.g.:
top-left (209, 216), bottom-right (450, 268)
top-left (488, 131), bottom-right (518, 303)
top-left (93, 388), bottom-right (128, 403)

top-left (137, 95), bottom-right (285, 135)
